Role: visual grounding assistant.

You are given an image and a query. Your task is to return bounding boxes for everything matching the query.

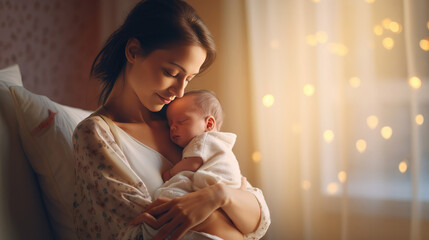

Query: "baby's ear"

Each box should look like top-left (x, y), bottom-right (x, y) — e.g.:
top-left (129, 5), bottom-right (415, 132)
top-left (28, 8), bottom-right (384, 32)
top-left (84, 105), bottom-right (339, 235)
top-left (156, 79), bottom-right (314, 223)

top-left (205, 116), bottom-right (216, 131)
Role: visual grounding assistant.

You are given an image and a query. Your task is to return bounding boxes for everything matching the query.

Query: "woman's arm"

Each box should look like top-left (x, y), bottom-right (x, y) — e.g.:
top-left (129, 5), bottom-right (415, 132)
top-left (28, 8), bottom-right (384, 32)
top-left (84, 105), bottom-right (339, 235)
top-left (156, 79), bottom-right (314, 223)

top-left (132, 178), bottom-right (270, 240)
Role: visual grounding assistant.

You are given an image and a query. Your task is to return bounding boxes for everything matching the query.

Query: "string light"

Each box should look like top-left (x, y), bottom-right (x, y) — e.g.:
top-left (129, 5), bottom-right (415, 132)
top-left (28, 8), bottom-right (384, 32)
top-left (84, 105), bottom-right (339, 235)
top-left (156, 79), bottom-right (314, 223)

top-left (381, 126), bottom-right (393, 139)
top-left (367, 115), bottom-right (379, 129)
top-left (349, 77), bottom-right (361, 88)
top-left (356, 139), bottom-right (367, 153)
top-left (323, 130), bottom-right (334, 143)
top-left (338, 171), bottom-right (347, 183)
top-left (416, 114), bottom-right (424, 125)
top-left (382, 18), bottom-right (392, 29)
top-left (382, 37), bottom-right (394, 50)
top-left (303, 84), bottom-right (315, 96)
top-left (408, 76), bottom-right (422, 89)
top-left (398, 160), bottom-right (408, 173)
top-left (306, 35), bottom-right (318, 46)
top-left (420, 38), bottom-right (429, 51)
top-left (252, 152), bottom-right (262, 163)
top-left (327, 182), bottom-right (339, 195)
top-left (302, 180), bottom-right (311, 190)
top-left (373, 25), bottom-right (383, 36)
top-left (262, 94), bottom-right (275, 107)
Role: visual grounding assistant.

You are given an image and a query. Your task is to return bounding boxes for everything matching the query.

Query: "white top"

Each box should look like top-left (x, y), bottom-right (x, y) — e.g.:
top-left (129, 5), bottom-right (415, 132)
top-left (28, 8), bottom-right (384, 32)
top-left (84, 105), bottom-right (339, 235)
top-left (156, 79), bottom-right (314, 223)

top-left (115, 125), bottom-right (173, 199)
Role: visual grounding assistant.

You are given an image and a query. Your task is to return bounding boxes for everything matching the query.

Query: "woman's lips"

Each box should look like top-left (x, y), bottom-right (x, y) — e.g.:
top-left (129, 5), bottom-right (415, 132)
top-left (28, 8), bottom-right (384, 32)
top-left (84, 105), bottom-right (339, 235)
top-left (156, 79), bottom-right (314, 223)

top-left (158, 94), bottom-right (174, 104)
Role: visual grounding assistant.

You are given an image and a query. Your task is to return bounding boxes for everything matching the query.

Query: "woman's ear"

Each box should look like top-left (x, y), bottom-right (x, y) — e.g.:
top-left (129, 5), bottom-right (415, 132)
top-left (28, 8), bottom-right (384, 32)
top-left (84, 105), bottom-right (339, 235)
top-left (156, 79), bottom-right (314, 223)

top-left (125, 38), bottom-right (142, 63)
top-left (205, 116), bottom-right (216, 131)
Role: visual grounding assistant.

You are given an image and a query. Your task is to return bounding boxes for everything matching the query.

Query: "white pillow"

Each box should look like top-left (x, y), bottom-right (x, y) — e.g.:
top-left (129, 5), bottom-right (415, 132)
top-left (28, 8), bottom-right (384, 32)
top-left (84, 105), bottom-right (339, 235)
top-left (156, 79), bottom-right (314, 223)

top-left (9, 85), bottom-right (92, 240)
top-left (0, 64), bottom-right (23, 86)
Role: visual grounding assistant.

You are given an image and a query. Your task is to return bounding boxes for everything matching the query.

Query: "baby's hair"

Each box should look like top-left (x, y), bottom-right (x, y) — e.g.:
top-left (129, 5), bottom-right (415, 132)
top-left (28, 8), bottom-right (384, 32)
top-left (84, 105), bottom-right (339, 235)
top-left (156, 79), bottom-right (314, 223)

top-left (184, 90), bottom-right (224, 130)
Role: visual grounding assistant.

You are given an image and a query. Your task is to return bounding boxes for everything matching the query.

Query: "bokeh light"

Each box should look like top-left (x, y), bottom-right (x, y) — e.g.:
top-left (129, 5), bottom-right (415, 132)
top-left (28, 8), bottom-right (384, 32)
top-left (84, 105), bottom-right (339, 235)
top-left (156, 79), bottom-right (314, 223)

top-left (366, 0), bottom-right (375, 3)
top-left (262, 94), bottom-right (275, 107)
top-left (382, 37), bottom-right (394, 50)
top-left (408, 76), bottom-right (422, 89)
top-left (302, 180), bottom-right (311, 190)
top-left (367, 115), bottom-right (379, 129)
top-left (306, 35), bottom-right (318, 46)
top-left (373, 25), bottom-right (383, 36)
top-left (323, 130), bottom-right (334, 143)
top-left (329, 43), bottom-right (348, 56)
top-left (416, 114), bottom-right (424, 125)
top-left (420, 38), bottom-right (429, 51)
top-left (389, 21), bottom-right (401, 33)
top-left (327, 182), bottom-right (339, 195)
top-left (303, 84), bottom-right (315, 96)
top-left (338, 171), bottom-right (347, 183)
top-left (252, 151), bottom-right (262, 163)
top-left (356, 139), bottom-right (367, 153)
top-left (381, 126), bottom-right (393, 139)
top-left (398, 160), bottom-right (408, 173)
top-left (382, 18), bottom-right (392, 29)
top-left (349, 77), bottom-right (361, 88)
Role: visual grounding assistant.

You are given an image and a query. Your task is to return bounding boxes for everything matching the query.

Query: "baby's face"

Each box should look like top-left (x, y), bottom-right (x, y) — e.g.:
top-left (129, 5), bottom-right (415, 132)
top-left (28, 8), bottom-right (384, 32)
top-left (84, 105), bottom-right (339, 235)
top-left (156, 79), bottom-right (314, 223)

top-left (166, 95), bottom-right (208, 148)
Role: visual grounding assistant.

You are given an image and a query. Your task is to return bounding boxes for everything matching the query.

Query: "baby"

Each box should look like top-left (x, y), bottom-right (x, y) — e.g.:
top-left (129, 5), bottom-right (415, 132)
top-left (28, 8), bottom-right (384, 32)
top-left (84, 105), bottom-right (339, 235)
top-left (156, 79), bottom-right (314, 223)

top-left (154, 89), bottom-right (244, 239)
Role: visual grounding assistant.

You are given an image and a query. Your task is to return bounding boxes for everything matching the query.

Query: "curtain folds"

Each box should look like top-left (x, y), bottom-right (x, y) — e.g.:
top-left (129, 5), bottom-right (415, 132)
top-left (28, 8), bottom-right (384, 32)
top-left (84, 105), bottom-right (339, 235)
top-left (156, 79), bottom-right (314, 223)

top-left (244, 0), bottom-right (428, 239)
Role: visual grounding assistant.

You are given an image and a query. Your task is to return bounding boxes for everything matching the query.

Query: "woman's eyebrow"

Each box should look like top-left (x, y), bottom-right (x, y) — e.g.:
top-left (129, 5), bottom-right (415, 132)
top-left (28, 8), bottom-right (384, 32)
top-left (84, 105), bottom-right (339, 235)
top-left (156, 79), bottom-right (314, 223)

top-left (168, 62), bottom-right (199, 75)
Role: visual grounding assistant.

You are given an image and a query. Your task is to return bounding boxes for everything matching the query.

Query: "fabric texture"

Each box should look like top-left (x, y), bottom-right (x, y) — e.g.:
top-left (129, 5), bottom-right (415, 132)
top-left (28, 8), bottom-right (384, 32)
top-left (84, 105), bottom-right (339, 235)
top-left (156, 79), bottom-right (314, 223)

top-left (154, 132), bottom-right (242, 199)
top-left (73, 117), bottom-right (270, 239)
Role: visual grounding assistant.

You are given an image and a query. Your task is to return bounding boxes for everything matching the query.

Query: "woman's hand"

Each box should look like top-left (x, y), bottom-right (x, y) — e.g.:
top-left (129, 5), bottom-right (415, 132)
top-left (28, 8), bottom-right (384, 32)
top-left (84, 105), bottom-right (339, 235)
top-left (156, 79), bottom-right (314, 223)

top-left (129, 183), bottom-right (227, 240)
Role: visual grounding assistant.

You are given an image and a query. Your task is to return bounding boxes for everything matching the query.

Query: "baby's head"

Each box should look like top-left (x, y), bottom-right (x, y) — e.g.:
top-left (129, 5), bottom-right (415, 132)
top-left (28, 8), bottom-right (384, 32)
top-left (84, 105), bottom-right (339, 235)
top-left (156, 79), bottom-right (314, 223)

top-left (166, 90), bottom-right (224, 147)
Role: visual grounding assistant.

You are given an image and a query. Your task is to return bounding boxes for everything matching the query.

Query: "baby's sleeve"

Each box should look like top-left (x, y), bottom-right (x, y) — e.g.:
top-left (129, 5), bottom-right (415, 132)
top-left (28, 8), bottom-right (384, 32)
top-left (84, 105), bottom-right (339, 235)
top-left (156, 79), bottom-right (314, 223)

top-left (73, 116), bottom-right (151, 240)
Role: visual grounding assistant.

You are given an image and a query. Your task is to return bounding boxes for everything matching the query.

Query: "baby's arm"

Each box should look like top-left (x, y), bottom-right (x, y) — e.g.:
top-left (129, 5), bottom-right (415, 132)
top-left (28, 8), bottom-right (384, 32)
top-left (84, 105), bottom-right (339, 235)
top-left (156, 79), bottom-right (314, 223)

top-left (162, 156), bottom-right (203, 181)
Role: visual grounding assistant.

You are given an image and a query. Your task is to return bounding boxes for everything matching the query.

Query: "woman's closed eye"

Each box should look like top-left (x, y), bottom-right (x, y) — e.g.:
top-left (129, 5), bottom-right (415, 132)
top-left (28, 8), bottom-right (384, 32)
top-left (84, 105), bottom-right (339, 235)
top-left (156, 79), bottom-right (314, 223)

top-left (163, 70), bottom-right (179, 78)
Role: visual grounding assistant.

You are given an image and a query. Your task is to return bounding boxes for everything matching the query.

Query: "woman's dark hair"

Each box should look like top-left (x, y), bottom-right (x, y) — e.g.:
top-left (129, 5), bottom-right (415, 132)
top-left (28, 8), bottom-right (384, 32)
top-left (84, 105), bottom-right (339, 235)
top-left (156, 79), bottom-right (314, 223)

top-left (91, 0), bottom-right (216, 105)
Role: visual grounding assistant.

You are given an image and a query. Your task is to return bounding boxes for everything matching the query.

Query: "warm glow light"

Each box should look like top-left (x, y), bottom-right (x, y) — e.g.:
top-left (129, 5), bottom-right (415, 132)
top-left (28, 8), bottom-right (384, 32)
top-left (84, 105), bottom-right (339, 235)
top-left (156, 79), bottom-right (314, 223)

top-left (252, 152), bottom-right (262, 163)
top-left (338, 171), bottom-right (347, 183)
top-left (312, 0), bottom-right (321, 2)
top-left (408, 76), bottom-right (422, 89)
top-left (292, 123), bottom-right (301, 134)
top-left (329, 43), bottom-right (349, 56)
top-left (316, 31), bottom-right (328, 43)
top-left (420, 38), bottom-right (429, 51)
top-left (373, 25), bottom-right (383, 36)
top-left (270, 39), bottom-right (280, 49)
top-left (381, 126), bottom-right (393, 139)
top-left (303, 84), bottom-right (315, 96)
top-left (262, 94), bottom-right (275, 107)
top-left (382, 18), bottom-right (392, 29)
top-left (389, 21), bottom-right (400, 33)
top-left (349, 77), bottom-right (361, 88)
top-left (382, 37), bottom-right (394, 50)
top-left (327, 182), bottom-right (339, 195)
top-left (427, 21), bottom-right (429, 30)
top-left (367, 115), bottom-right (379, 129)
top-left (398, 160), bottom-right (408, 173)
top-left (356, 139), bottom-right (367, 153)
top-left (366, 0), bottom-right (375, 3)
top-left (416, 114), bottom-right (424, 125)
top-left (302, 180), bottom-right (311, 190)
top-left (323, 130), bottom-right (334, 143)
top-left (306, 35), bottom-right (318, 46)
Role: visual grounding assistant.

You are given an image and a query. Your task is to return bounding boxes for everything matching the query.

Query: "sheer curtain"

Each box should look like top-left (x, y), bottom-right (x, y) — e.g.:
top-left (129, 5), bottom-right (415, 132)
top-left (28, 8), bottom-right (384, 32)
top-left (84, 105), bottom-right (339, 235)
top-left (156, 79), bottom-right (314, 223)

top-left (245, 0), bottom-right (428, 239)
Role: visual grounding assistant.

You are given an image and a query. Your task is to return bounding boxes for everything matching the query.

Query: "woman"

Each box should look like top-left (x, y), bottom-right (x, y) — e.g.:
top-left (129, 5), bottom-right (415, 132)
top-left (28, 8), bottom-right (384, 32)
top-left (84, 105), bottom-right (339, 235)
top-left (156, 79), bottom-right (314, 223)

top-left (72, 0), bottom-right (270, 239)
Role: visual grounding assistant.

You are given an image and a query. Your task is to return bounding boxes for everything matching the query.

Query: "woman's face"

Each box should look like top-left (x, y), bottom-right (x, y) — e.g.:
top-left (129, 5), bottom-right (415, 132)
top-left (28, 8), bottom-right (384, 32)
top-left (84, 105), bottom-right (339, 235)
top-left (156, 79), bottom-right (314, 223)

top-left (126, 42), bottom-right (207, 112)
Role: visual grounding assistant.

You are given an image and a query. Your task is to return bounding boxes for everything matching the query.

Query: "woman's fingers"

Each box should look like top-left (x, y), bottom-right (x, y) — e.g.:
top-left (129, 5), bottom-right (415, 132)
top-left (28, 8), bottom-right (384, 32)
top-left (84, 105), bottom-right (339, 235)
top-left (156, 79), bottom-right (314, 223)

top-left (169, 223), bottom-right (190, 240)
top-left (152, 217), bottom-right (183, 240)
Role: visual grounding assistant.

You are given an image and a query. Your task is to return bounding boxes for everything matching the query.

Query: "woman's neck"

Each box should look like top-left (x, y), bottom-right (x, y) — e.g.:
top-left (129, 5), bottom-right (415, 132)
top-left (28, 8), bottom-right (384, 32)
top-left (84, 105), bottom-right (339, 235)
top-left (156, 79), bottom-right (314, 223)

top-left (101, 73), bottom-right (162, 124)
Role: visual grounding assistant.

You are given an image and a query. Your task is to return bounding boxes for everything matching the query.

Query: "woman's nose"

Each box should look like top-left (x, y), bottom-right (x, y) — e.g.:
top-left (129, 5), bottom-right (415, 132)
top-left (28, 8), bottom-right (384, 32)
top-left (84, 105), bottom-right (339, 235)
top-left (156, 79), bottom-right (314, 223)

top-left (169, 78), bottom-right (187, 98)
